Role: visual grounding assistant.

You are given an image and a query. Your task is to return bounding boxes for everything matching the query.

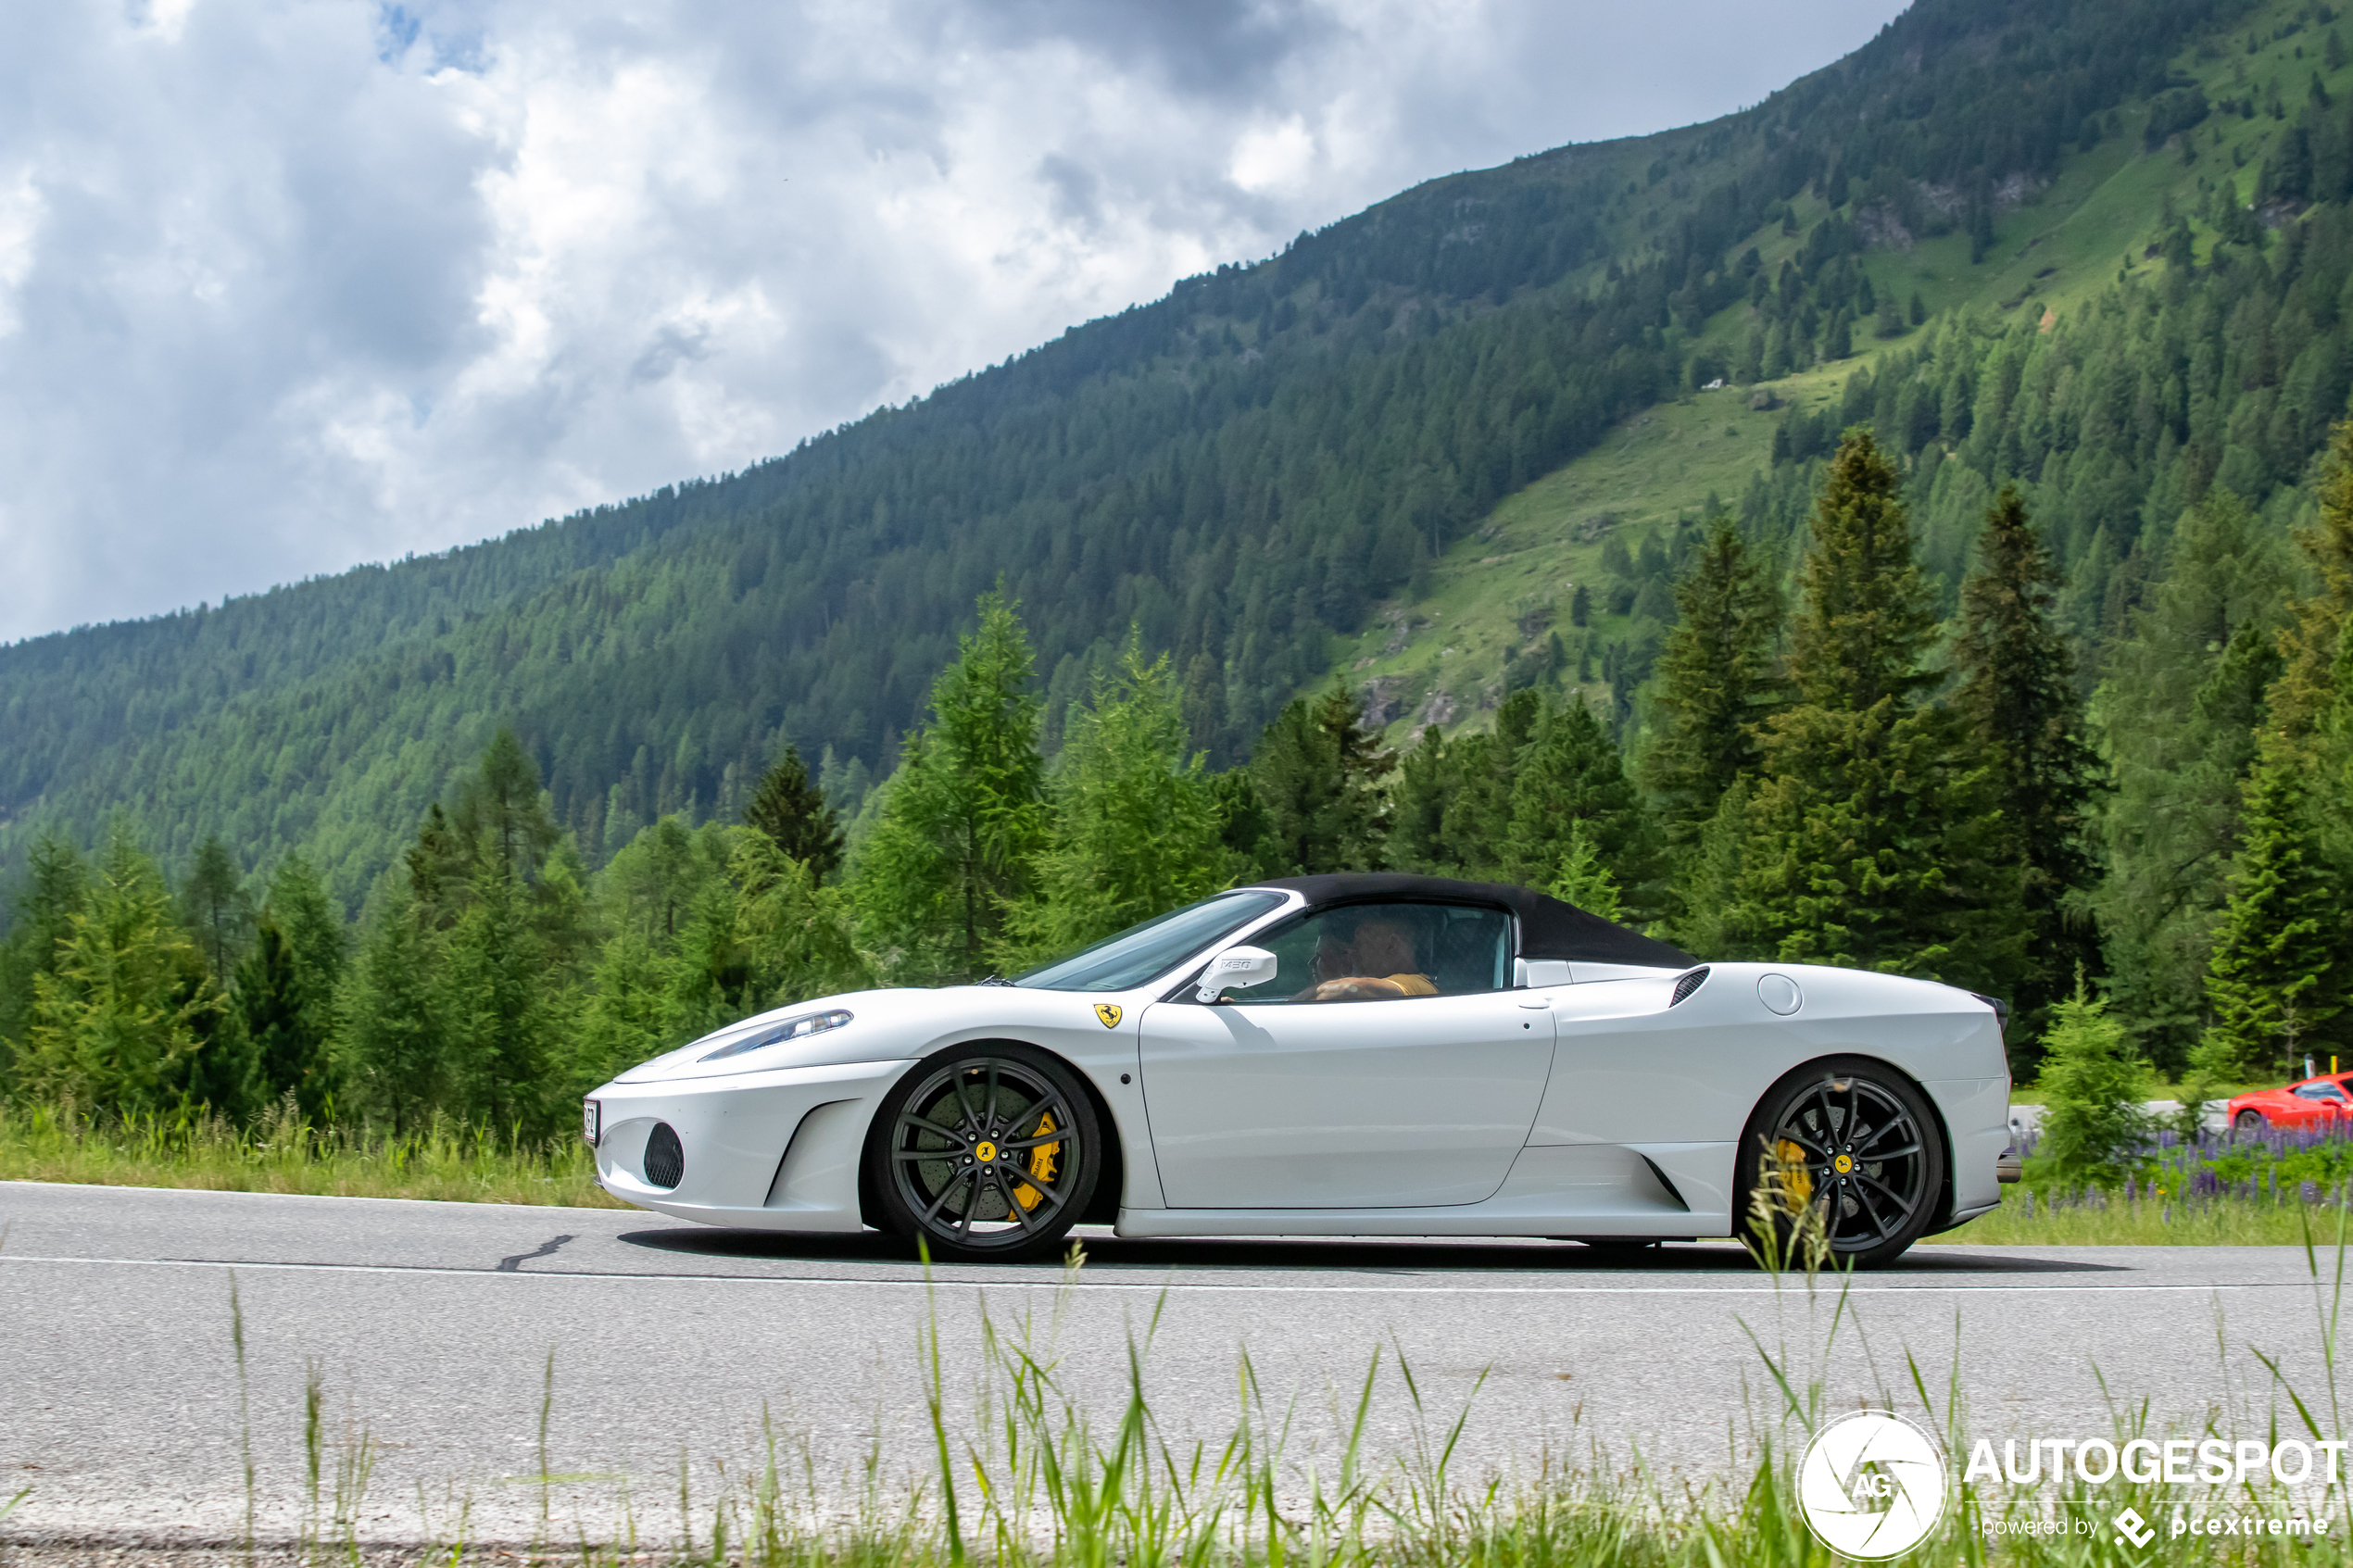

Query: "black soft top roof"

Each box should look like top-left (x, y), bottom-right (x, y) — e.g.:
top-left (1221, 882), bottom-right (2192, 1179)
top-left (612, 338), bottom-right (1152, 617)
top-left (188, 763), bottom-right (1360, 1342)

top-left (1247, 873), bottom-right (1694, 970)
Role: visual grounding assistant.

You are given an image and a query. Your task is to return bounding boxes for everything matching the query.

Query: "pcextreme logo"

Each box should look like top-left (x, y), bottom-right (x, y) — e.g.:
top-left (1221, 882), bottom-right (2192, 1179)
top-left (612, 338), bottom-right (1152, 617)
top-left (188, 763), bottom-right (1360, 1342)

top-left (1796, 1411), bottom-right (1948, 1560)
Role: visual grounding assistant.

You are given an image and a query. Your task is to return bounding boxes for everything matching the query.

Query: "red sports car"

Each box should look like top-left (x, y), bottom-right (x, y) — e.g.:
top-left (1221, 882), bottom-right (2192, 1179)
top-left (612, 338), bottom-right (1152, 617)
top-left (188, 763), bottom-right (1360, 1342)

top-left (2228, 1074), bottom-right (2353, 1132)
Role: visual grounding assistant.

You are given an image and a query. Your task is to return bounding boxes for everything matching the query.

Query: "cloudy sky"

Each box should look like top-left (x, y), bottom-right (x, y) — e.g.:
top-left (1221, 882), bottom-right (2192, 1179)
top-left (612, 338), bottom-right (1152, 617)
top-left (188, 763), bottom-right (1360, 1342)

top-left (0, 0), bottom-right (1908, 644)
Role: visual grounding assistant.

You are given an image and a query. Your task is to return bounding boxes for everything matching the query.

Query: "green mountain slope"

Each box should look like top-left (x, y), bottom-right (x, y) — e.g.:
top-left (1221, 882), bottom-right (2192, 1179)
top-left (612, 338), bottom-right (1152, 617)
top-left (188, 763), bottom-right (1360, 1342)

top-left (0, 0), bottom-right (2300, 905)
top-left (1353, 0), bottom-right (2353, 747)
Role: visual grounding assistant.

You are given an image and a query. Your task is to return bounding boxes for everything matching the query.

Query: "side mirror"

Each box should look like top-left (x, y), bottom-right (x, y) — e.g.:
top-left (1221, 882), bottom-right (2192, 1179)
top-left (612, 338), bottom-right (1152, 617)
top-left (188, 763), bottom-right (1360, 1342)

top-left (1197, 945), bottom-right (1277, 1003)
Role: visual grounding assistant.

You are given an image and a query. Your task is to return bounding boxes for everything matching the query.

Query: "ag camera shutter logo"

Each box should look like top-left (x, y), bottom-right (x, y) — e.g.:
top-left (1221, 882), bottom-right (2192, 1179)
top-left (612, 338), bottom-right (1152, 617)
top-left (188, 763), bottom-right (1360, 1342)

top-left (1796, 1410), bottom-right (1948, 1560)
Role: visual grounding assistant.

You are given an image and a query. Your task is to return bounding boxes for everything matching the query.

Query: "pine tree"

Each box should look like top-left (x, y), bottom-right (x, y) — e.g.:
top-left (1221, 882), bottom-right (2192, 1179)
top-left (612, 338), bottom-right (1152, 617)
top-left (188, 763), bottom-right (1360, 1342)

top-left (1547, 821), bottom-right (1623, 920)
top-left (234, 855), bottom-right (344, 1121)
top-left (1180, 651), bottom-right (1227, 760)
top-left (20, 823), bottom-right (209, 1114)
top-left (1210, 766), bottom-right (1274, 874)
top-left (443, 852), bottom-right (557, 1135)
top-left (237, 922), bottom-right (316, 1116)
top-left (1735, 431), bottom-right (2021, 992)
top-left (1010, 637), bottom-right (1229, 960)
top-left (1644, 516), bottom-right (1781, 849)
top-left (2034, 977), bottom-right (2149, 1179)
top-left (1459, 690), bottom-right (1545, 872)
top-left (1246, 685), bottom-right (1395, 875)
top-left (2269, 422), bottom-right (2353, 741)
top-left (1506, 696), bottom-right (1657, 915)
top-left (1952, 486), bottom-right (2103, 1029)
top-left (0, 837), bottom-right (89, 1085)
top-left (339, 880), bottom-right (449, 1137)
top-left (743, 745), bottom-right (845, 884)
top-left (1675, 779), bottom-right (1753, 956)
top-left (2199, 750), bottom-right (2347, 1079)
top-left (180, 834), bottom-right (254, 985)
top-left (338, 734), bottom-right (585, 1133)
top-left (404, 803), bottom-right (469, 928)
top-left (2095, 491), bottom-right (2294, 1071)
top-left (266, 855), bottom-right (346, 1037)
top-left (2267, 422), bottom-right (2353, 993)
top-left (1387, 727), bottom-right (1458, 873)
top-left (451, 733), bottom-right (562, 888)
top-left (853, 591), bottom-right (1048, 981)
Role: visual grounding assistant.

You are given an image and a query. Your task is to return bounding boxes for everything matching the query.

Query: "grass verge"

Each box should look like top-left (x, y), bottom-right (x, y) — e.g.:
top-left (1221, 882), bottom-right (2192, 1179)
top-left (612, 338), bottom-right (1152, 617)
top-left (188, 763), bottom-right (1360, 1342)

top-left (0, 1099), bottom-right (623, 1207)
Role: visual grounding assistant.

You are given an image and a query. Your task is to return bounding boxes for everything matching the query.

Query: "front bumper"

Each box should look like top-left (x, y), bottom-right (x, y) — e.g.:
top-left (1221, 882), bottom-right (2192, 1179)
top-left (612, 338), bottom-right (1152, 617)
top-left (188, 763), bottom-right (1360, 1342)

top-left (588, 1058), bottom-right (912, 1231)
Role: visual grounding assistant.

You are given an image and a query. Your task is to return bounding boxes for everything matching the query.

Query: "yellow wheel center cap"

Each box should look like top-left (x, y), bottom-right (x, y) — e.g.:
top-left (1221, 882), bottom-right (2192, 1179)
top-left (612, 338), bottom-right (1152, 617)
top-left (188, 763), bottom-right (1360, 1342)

top-left (1833, 1153), bottom-right (1853, 1174)
top-left (975, 1141), bottom-right (998, 1162)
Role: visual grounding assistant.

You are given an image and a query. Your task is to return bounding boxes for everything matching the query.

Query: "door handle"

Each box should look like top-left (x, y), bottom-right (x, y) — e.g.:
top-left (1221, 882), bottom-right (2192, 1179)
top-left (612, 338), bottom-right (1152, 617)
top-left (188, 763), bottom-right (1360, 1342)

top-left (1516, 996), bottom-right (1551, 1010)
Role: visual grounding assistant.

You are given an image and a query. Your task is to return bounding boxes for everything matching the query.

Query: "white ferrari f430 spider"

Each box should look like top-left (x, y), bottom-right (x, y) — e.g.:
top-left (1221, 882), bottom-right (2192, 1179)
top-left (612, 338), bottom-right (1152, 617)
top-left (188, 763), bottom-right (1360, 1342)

top-left (584, 874), bottom-right (2016, 1266)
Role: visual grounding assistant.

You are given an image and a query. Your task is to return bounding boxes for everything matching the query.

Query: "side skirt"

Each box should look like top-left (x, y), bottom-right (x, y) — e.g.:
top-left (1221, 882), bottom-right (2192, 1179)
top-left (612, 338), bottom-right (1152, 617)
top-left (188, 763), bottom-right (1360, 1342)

top-left (1116, 1141), bottom-right (1738, 1238)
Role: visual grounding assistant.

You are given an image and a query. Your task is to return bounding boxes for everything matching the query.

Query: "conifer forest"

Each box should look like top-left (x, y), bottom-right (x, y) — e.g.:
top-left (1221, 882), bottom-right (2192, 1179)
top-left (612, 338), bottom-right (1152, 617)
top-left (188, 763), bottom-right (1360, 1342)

top-left (8, 0), bottom-right (2353, 1138)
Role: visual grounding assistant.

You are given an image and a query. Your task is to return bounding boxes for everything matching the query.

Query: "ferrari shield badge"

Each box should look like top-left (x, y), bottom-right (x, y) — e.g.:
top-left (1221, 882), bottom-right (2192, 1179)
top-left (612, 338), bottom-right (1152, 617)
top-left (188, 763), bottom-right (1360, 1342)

top-left (1094, 1003), bottom-right (1123, 1029)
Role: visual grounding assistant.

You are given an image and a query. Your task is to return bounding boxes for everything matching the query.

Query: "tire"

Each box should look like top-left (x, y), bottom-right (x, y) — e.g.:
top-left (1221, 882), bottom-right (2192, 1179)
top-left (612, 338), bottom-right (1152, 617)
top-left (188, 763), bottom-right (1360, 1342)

top-left (2235, 1109), bottom-right (2267, 1134)
top-left (1736, 1057), bottom-right (1947, 1269)
top-left (868, 1042), bottom-right (1101, 1263)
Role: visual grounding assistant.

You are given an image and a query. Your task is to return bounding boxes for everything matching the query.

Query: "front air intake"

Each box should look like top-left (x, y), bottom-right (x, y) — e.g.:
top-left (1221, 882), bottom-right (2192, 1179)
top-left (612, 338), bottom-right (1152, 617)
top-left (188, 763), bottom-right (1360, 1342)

top-left (644, 1123), bottom-right (685, 1189)
top-left (1669, 967), bottom-right (1710, 1007)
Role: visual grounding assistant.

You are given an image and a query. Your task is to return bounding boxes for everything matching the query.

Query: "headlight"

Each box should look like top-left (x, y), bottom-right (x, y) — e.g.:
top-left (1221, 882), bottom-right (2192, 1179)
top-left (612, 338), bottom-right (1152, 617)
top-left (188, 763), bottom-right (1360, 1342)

top-left (698, 1008), bottom-right (854, 1062)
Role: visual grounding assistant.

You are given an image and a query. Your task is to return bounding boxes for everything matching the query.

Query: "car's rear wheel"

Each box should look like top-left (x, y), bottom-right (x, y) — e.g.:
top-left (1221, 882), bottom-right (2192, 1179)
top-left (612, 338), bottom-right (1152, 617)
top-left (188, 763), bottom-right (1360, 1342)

top-left (1737, 1058), bottom-right (1945, 1269)
top-left (2235, 1109), bottom-right (2267, 1133)
top-left (869, 1043), bottom-right (1100, 1263)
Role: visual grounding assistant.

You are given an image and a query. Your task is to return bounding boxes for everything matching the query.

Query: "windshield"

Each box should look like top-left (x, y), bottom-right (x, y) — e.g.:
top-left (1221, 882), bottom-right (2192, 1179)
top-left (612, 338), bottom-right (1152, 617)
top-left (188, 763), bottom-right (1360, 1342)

top-left (1012, 891), bottom-right (1287, 993)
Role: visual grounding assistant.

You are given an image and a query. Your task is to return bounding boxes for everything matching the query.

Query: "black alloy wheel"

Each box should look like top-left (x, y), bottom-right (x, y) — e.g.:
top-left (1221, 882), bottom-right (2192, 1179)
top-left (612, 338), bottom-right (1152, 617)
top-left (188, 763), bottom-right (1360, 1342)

top-left (1737, 1058), bottom-right (1946, 1268)
top-left (2235, 1109), bottom-right (2267, 1134)
top-left (868, 1043), bottom-right (1101, 1263)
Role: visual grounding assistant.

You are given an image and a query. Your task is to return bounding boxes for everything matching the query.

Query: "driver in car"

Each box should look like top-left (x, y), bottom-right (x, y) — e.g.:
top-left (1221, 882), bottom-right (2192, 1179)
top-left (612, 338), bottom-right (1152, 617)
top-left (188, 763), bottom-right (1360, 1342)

top-left (1299, 915), bottom-right (1438, 1001)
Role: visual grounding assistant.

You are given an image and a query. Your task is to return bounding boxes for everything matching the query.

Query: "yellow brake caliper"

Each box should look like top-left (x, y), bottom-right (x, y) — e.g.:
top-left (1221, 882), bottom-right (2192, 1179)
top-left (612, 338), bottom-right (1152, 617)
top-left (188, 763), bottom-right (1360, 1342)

top-left (1775, 1138), bottom-right (1815, 1210)
top-left (1017, 1111), bottom-right (1059, 1210)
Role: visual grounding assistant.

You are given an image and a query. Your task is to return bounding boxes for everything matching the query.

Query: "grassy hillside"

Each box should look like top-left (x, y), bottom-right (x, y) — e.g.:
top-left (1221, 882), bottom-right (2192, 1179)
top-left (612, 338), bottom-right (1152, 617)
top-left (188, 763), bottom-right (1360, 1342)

top-left (0, 0), bottom-right (2307, 907)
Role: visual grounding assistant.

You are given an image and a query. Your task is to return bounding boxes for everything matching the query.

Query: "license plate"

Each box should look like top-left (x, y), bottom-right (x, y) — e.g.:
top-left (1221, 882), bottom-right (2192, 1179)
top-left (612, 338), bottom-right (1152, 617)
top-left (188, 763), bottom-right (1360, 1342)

top-left (582, 1099), bottom-right (600, 1145)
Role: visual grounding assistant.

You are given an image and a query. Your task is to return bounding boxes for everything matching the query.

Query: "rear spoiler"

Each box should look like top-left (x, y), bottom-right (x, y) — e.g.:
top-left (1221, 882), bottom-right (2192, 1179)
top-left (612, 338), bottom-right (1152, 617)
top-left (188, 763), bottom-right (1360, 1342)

top-left (1969, 992), bottom-right (2010, 1038)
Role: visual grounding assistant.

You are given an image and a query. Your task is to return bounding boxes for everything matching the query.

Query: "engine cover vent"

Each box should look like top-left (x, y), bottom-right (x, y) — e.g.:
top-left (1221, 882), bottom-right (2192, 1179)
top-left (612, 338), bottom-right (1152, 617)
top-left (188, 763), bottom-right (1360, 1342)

top-left (644, 1123), bottom-right (685, 1189)
top-left (1669, 967), bottom-right (1709, 1007)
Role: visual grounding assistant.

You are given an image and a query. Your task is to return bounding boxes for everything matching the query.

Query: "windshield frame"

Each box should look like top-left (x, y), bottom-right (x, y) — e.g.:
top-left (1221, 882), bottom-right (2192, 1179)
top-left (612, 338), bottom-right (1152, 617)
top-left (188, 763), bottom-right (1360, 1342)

top-left (1009, 890), bottom-right (1292, 993)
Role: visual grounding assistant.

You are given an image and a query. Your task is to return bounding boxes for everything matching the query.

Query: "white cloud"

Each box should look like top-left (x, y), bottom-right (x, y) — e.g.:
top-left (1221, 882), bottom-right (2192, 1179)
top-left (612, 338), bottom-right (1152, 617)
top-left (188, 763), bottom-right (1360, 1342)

top-left (0, 169), bottom-right (45, 336)
top-left (0, 0), bottom-right (1906, 642)
top-left (1230, 117), bottom-right (1319, 196)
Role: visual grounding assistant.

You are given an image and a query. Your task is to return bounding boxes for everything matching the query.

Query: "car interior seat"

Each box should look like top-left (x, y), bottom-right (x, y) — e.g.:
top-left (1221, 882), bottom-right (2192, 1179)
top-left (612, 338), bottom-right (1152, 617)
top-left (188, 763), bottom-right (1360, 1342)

top-left (1427, 911), bottom-right (1507, 994)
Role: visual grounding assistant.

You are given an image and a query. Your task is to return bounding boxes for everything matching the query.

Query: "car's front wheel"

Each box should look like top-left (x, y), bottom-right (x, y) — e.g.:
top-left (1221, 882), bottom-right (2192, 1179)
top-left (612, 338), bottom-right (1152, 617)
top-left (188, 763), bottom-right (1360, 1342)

top-left (1736, 1058), bottom-right (1946, 1269)
top-left (868, 1043), bottom-right (1101, 1263)
top-left (2234, 1109), bottom-right (2267, 1134)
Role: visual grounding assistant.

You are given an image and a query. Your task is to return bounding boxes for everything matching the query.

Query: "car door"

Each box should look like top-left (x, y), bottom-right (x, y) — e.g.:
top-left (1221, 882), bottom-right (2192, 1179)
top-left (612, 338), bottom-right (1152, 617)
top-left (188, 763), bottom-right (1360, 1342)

top-left (1136, 900), bottom-right (1552, 1208)
top-left (2291, 1082), bottom-right (2349, 1126)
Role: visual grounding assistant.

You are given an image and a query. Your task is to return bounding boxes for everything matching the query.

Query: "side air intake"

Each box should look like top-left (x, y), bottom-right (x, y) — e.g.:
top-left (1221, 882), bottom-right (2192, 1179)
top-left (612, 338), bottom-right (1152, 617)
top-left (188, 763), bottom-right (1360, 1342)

top-left (1669, 967), bottom-right (1709, 1007)
top-left (644, 1123), bottom-right (685, 1189)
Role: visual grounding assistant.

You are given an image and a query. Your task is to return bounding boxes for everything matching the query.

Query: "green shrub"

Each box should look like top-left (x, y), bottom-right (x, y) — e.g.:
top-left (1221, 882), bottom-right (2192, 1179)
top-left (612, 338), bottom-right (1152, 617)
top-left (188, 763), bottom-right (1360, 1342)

top-left (2035, 978), bottom-right (2151, 1178)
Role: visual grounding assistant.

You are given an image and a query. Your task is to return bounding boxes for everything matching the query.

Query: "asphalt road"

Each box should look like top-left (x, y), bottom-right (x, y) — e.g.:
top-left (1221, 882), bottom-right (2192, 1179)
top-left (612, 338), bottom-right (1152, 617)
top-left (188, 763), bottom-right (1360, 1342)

top-left (1, 1181), bottom-right (2341, 1544)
